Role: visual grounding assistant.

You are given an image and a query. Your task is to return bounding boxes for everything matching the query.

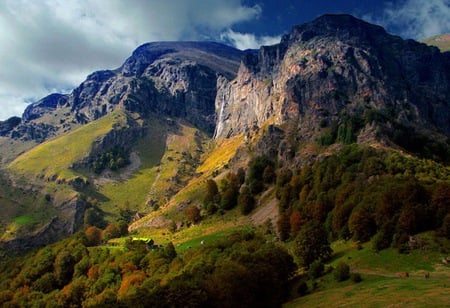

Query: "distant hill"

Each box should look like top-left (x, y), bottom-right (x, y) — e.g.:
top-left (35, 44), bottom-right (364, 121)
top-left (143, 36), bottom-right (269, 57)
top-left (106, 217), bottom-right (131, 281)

top-left (422, 33), bottom-right (450, 52)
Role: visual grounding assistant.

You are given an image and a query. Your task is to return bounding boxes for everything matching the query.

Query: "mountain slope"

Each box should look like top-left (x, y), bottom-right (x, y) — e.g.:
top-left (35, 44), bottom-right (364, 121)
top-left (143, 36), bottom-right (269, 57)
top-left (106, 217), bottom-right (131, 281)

top-left (0, 42), bottom-right (244, 247)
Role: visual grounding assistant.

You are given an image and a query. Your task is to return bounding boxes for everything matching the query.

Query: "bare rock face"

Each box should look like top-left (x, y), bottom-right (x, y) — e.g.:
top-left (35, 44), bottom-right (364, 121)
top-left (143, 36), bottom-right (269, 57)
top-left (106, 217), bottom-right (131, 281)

top-left (214, 14), bottom-right (450, 148)
top-left (0, 116), bottom-right (21, 136)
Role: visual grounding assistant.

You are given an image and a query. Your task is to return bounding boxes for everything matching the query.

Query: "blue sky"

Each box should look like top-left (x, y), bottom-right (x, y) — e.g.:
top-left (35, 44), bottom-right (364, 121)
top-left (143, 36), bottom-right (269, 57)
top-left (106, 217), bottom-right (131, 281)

top-left (0, 0), bottom-right (449, 120)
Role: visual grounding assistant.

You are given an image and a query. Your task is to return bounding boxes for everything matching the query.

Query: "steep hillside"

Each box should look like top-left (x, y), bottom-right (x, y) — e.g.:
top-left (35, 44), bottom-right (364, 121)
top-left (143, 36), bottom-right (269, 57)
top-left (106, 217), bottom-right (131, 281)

top-left (0, 42), bottom-right (244, 247)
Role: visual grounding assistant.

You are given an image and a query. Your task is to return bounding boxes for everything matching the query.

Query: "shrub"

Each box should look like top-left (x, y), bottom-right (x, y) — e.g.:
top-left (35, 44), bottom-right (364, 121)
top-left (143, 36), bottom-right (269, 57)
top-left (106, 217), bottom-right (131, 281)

top-left (350, 272), bottom-right (362, 283)
top-left (308, 260), bottom-right (324, 279)
top-left (442, 213), bottom-right (450, 239)
top-left (185, 206), bottom-right (201, 224)
top-left (334, 262), bottom-right (350, 282)
top-left (297, 281), bottom-right (309, 296)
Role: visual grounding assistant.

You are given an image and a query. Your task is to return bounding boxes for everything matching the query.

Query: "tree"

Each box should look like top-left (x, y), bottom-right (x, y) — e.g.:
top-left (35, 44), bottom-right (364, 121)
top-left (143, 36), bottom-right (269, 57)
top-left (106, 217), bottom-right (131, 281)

top-left (441, 213), bottom-right (450, 239)
top-left (237, 167), bottom-right (246, 185)
top-left (103, 223), bottom-right (121, 241)
top-left (203, 179), bottom-right (220, 214)
top-left (348, 205), bottom-right (376, 242)
top-left (238, 186), bottom-right (255, 215)
top-left (290, 210), bottom-right (304, 235)
top-left (185, 205), bottom-right (201, 224)
top-left (294, 221), bottom-right (332, 268)
top-left (83, 207), bottom-right (106, 228)
top-left (163, 242), bottom-right (177, 262)
top-left (85, 226), bottom-right (103, 246)
top-left (277, 213), bottom-right (291, 242)
top-left (263, 165), bottom-right (276, 184)
top-left (54, 250), bottom-right (76, 287)
top-left (248, 156), bottom-right (274, 194)
top-left (308, 260), bottom-right (324, 279)
top-left (431, 182), bottom-right (450, 227)
top-left (220, 186), bottom-right (239, 210)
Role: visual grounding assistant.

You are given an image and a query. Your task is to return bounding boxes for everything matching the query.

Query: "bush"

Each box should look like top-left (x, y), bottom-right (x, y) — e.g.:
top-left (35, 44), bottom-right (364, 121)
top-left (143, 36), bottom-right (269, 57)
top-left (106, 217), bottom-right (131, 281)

top-left (442, 213), bottom-right (450, 239)
top-left (297, 281), bottom-right (309, 296)
top-left (185, 206), bottom-right (201, 224)
top-left (350, 272), bottom-right (362, 283)
top-left (308, 260), bottom-right (324, 279)
top-left (334, 262), bottom-right (350, 282)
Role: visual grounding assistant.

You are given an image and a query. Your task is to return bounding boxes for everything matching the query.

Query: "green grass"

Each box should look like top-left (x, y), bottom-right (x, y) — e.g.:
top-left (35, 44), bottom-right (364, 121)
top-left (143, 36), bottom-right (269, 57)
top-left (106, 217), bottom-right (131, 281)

top-left (8, 110), bottom-right (127, 182)
top-left (285, 235), bottom-right (450, 307)
top-left (97, 119), bottom-right (208, 217)
top-left (286, 273), bottom-right (450, 307)
top-left (13, 216), bottom-right (37, 225)
top-left (330, 242), bottom-right (432, 274)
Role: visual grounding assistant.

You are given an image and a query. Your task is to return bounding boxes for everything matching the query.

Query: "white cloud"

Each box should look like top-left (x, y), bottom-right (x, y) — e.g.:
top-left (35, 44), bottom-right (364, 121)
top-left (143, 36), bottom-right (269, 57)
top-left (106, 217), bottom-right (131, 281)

top-left (0, 0), bottom-right (263, 120)
top-left (220, 29), bottom-right (281, 50)
top-left (366, 0), bottom-right (450, 39)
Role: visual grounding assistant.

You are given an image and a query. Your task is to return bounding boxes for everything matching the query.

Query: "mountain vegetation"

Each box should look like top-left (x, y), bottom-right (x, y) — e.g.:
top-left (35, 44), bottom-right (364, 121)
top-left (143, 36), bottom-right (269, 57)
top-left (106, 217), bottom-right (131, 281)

top-left (1, 14), bottom-right (450, 306)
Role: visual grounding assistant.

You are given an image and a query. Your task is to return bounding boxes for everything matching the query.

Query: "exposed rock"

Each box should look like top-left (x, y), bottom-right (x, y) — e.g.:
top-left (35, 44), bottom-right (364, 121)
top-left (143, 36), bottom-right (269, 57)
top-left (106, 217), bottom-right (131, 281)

top-left (23, 93), bottom-right (69, 122)
top-left (0, 116), bottom-right (21, 136)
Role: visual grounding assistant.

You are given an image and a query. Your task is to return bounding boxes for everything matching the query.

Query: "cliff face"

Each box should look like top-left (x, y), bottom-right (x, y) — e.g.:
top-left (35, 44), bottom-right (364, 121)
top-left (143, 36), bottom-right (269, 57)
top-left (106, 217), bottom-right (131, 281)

top-left (214, 15), bottom-right (450, 147)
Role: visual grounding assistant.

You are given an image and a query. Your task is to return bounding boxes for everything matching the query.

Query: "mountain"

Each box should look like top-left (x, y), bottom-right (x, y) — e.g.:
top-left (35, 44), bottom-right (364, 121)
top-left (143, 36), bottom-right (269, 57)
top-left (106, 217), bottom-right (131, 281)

top-left (1, 14), bottom-right (450, 307)
top-left (1, 14), bottom-right (450, 247)
top-left (215, 14), bottom-right (450, 164)
top-left (0, 41), bottom-right (244, 248)
top-left (422, 33), bottom-right (450, 52)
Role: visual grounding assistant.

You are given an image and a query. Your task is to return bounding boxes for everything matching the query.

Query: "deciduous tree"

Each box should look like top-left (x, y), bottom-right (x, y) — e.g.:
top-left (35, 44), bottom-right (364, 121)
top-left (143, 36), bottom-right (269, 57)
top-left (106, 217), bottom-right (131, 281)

top-left (294, 221), bottom-right (331, 268)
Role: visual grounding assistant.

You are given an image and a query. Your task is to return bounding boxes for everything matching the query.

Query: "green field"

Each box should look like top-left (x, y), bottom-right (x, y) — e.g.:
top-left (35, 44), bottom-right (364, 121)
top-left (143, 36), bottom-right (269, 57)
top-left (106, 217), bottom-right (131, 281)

top-left (285, 236), bottom-right (450, 307)
top-left (8, 110), bottom-right (127, 182)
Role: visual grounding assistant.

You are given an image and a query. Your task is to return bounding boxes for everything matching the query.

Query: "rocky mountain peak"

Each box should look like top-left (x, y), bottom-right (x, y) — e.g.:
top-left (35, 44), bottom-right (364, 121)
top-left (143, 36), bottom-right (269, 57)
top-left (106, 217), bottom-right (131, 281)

top-left (215, 14), bottom-right (450, 165)
top-left (285, 14), bottom-right (387, 44)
